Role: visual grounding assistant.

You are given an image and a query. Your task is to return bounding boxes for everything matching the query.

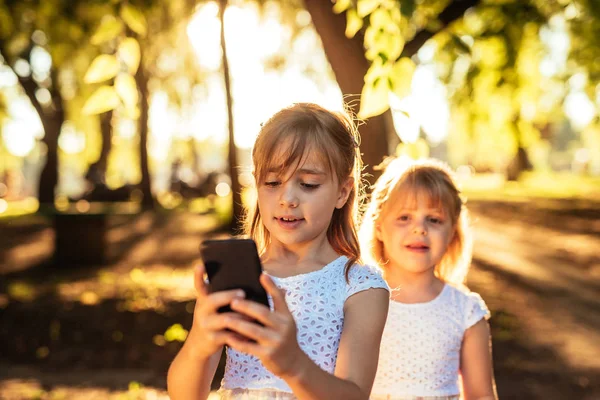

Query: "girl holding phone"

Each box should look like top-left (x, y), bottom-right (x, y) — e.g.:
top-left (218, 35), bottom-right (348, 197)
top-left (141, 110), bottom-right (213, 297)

top-left (168, 103), bottom-right (389, 400)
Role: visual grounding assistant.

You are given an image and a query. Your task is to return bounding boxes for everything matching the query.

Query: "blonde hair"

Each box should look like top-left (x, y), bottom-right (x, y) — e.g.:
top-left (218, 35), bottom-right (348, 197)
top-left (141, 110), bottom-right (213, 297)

top-left (243, 103), bottom-right (363, 276)
top-left (359, 157), bottom-right (472, 286)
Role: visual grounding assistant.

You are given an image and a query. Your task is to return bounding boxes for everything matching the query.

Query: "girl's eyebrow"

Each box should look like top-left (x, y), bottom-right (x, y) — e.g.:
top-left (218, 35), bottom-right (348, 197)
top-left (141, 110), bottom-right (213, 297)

top-left (297, 168), bottom-right (326, 175)
top-left (266, 167), bottom-right (326, 175)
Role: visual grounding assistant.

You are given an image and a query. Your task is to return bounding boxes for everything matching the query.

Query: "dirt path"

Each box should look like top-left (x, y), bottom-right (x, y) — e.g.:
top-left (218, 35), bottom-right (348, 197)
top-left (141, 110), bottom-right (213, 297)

top-left (1, 202), bottom-right (599, 399)
top-left (467, 200), bottom-right (600, 400)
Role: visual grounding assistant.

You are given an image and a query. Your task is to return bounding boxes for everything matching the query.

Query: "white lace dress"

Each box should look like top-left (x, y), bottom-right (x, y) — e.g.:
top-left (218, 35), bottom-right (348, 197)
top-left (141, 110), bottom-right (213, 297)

top-left (370, 284), bottom-right (490, 400)
top-left (216, 256), bottom-right (388, 399)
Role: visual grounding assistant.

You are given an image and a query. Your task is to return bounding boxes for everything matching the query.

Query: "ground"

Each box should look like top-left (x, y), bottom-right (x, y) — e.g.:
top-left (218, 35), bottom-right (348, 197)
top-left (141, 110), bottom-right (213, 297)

top-left (0, 199), bottom-right (599, 400)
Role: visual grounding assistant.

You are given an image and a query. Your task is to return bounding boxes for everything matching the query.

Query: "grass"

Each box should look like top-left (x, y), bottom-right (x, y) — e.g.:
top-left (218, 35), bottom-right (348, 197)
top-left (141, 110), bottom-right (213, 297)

top-left (459, 171), bottom-right (600, 202)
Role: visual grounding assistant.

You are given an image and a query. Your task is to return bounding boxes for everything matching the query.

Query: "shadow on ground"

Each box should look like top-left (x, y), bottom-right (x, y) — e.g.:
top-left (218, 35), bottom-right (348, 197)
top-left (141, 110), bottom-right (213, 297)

top-left (1, 202), bottom-right (599, 399)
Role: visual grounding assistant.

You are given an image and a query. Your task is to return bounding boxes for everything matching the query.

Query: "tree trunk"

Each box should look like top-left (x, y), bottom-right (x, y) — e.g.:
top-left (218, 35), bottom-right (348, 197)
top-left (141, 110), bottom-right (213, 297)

top-left (303, 0), bottom-right (391, 185)
top-left (304, 0), bottom-right (481, 185)
top-left (506, 121), bottom-right (532, 181)
top-left (38, 112), bottom-right (62, 205)
top-left (136, 52), bottom-right (154, 209)
top-left (84, 110), bottom-right (113, 186)
top-left (97, 110), bottom-right (113, 174)
top-left (0, 45), bottom-right (63, 207)
top-left (220, 0), bottom-right (243, 233)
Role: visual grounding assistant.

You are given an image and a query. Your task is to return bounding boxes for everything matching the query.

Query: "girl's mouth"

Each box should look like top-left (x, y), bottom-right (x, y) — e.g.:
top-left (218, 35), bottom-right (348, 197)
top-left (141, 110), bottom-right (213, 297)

top-left (276, 217), bottom-right (304, 229)
top-left (279, 217), bottom-right (300, 222)
top-left (406, 243), bottom-right (429, 252)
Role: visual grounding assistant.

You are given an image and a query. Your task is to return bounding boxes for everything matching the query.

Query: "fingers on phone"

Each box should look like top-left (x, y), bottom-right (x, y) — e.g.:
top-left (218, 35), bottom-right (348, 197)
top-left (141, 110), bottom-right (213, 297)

top-left (225, 316), bottom-right (269, 343)
top-left (202, 289), bottom-right (245, 313)
top-left (201, 312), bottom-right (244, 331)
top-left (260, 274), bottom-right (288, 312)
top-left (231, 298), bottom-right (272, 327)
top-left (194, 264), bottom-right (207, 296)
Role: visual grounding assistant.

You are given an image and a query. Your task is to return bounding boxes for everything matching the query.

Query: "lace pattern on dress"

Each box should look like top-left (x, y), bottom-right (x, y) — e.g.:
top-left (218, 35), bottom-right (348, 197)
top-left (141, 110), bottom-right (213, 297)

top-left (371, 284), bottom-right (490, 397)
top-left (220, 256), bottom-right (388, 393)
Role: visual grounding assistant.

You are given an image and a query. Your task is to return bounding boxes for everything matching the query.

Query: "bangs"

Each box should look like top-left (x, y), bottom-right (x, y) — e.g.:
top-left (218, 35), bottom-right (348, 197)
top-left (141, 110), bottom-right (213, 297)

top-left (386, 168), bottom-right (459, 220)
top-left (253, 124), bottom-right (340, 183)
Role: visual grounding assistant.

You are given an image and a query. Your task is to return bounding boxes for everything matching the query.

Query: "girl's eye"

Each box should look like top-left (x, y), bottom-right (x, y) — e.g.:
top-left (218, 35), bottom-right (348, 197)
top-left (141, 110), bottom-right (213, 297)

top-left (264, 181), bottom-right (281, 187)
top-left (301, 183), bottom-right (320, 190)
top-left (428, 216), bottom-right (443, 224)
top-left (397, 215), bottom-right (410, 221)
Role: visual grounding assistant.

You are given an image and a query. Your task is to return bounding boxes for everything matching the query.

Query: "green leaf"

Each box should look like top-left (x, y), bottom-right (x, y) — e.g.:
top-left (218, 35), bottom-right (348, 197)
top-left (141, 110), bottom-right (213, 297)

top-left (49, 43), bottom-right (70, 67)
top-left (82, 85), bottom-right (121, 115)
top-left (390, 57), bottom-right (416, 98)
top-left (345, 9), bottom-right (364, 38)
top-left (6, 33), bottom-right (30, 57)
top-left (369, 8), bottom-right (393, 29)
top-left (0, 6), bottom-right (14, 39)
top-left (115, 73), bottom-right (138, 111)
top-left (450, 34), bottom-right (472, 55)
top-left (364, 57), bottom-right (390, 84)
top-left (117, 38), bottom-right (140, 74)
top-left (358, 75), bottom-right (390, 119)
top-left (164, 324), bottom-right (188, 342)
top-left (121, 4), bottom-right (147, 37)
top-left (357, 0), bottom-right (380, 18)
top-left (400, 0), bottom-right (416, 18)
top-left (333, 0), bottom-right (352, 14)
top-left (84, 54), bottom-right (120, 84)
top-left (364, 24), bottom-right (404, 61)
top-left (395, 139), bottom-right (430, 158)
top-left (91, 17), bottom-right (124, 45)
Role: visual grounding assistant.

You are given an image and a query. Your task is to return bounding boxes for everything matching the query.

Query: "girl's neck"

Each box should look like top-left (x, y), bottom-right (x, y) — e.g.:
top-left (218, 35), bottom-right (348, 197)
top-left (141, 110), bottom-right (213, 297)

top-left (384, 265), bottom-right (444, 304)
top-left (262, 236), bottom-right (340, 277)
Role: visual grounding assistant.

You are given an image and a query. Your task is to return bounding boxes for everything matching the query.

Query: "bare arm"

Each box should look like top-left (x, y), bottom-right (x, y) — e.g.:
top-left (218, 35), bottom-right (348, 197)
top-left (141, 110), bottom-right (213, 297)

top-left (289, 287), bottom-right (389, 399)
top-left (167, 264), bottom-right (246, 400)
top-left (226, 274), bottom-right (389, 400)
top-left (167, 340), bottom-right (222, 400)
top-left (460, 319), bottom-right (498, 400)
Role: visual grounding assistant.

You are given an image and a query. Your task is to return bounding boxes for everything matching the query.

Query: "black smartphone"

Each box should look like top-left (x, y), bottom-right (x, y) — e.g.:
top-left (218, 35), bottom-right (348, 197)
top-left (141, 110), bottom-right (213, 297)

top-left (200, 238), bottom-right (270, 313)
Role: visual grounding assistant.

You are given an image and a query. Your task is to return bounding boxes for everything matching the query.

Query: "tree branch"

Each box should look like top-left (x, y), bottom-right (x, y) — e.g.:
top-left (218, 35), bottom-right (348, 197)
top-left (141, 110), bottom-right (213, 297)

top-left (401, 0), bottom-right (480, 58)
top-left (0, 41), bottom-right (45, 118)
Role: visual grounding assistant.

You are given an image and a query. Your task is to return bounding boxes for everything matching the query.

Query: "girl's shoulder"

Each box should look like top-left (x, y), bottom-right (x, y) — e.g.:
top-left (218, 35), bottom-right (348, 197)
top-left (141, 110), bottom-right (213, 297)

top-left (345, 261), bottom-right (389, 300)
top-left (443, 283), bottom-right (491, 329)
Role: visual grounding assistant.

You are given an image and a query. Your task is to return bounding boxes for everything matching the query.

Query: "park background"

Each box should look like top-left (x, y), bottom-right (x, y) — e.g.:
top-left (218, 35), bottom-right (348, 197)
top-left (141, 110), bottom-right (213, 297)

top-left (0, 0), bottom-right (599, 399)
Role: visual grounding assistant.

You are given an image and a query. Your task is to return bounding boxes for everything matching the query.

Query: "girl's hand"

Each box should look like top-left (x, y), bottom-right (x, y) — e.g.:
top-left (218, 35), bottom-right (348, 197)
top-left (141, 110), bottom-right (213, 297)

top-left (187, 263), bottom-right (247, 359)
top-left (225, 274), bottom-right (305, 379)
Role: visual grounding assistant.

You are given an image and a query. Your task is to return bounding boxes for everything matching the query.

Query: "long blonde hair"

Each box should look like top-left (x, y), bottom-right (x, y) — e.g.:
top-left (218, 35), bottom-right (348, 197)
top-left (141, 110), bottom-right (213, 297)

top-left (359, 157), bottom-right (472, 286)
top-left (243, 103), bottom-right (363, 276)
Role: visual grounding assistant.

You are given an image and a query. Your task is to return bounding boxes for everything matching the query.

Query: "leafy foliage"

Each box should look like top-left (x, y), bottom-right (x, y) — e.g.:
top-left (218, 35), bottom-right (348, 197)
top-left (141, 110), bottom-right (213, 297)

top-left (335, 0), bottom-right (600, 173)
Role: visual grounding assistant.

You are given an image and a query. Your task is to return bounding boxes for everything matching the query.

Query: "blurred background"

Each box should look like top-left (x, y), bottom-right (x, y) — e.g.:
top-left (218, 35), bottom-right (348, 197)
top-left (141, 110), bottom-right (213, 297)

top-left (0, 0), bottom-right (598, 399)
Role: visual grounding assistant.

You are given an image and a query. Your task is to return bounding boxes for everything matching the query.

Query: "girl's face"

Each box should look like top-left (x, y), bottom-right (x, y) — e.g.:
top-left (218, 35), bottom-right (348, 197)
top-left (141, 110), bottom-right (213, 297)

top-left (376, 191), bottom-right (455, 276)
top-left (257, 149), bottom-right (352, 250)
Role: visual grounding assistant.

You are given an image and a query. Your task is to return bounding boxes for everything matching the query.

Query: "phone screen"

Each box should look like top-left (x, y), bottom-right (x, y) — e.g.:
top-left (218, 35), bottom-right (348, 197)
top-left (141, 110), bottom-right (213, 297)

top-left (200, 238), bottom-right (270, 313)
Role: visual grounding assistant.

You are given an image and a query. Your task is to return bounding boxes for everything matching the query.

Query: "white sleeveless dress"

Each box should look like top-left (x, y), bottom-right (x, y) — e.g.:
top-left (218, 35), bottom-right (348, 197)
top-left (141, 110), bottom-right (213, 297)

top-left (370, 284), bottom-right (490, 400)
top-left (217, 256), bottom-right (389, 399)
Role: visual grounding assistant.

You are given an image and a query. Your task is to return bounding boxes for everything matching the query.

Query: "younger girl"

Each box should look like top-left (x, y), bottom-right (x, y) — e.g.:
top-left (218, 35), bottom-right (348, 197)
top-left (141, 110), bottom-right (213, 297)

top-left (360, 157), bottom-right (497, 400)
top-left (168, 103), bottom-right (389, 400)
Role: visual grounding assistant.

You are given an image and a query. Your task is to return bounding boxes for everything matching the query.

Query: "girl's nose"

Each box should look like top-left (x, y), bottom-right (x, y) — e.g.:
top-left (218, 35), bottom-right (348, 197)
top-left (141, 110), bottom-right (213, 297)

top-left (279, 185), bottom-right (299, 208)
top-left (413, 220), bottom-right (427, 236)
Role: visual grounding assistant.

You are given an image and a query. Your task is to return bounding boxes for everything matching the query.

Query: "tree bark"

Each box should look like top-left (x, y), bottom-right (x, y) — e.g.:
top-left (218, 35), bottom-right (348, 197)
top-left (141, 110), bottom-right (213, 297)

top-left (97, 110), bottom-right (113, 175)
top-left (38, 110), bottom-right (61, 205)
top-left (84, 110), bottom-right (113, 186)
top-left (220, 0), bottom-right (244, 233)
top-left (0, 44), bottom-right (63, 206)
top-left (304, 0), bottom-right (481, 185)
top-left (303, 0), bottom-right (390, 185)
top-left (135, 50), bottom-right (154, 209)
top-left (400, 0), bottom-right (480, 58)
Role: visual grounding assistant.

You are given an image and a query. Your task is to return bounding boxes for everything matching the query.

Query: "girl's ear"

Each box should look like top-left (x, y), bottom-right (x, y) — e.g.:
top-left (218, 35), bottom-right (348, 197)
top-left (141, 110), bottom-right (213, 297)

top-left (335, 177), bottom-right (354, 209)
top-left (375, 223), bottom-right (383, 241)
top-left (449, 224), bottom-right (458, 246)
